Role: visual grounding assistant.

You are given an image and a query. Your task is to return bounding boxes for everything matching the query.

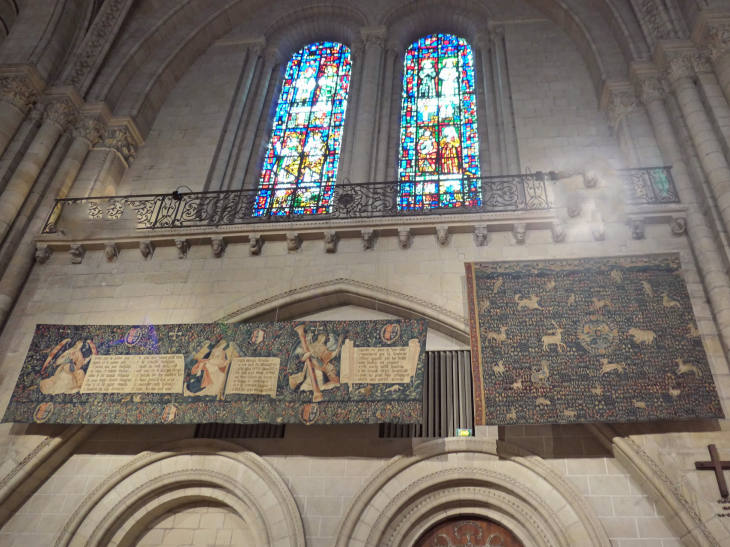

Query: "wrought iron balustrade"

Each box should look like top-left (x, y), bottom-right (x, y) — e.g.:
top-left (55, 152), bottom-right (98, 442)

top-left (41, 167), bottom-right (677, 233)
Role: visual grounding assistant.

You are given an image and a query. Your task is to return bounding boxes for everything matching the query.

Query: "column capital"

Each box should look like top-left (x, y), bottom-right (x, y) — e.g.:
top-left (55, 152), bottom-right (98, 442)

top-left (73, 102), bottom-right (112, 145)
top-left (490, 25), bottom-right (505, 39)
top-left (600, 81), bottom-right (637, 130)
top-left (630, 63), bottom-right (669, 104)
top-left (654, 41), bottom-right (709, 83)
top-left (43, 98), bottom-right (78, 130)
top-left (264, 48), bottom-right (282, 66)
top-left (95, 117), bottom-right (143, 166)
top-left (0, 65), bottom-right (46, 115)
top-left (691, 10), bottom-right (730, 63)
top-left (360, 27), bottom-right (387, 49)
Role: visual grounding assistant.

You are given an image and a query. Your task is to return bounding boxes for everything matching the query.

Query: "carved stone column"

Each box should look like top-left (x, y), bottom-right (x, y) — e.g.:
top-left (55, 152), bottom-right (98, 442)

top-left (476, 33), bottom-right (501, 176)
top-left (90, 121), bottom-right (140, 196)
top-left (339, 42), bottom-right (365, 183)
top-left (603, 84), bottom-right (663, 167)
top-left (701, 20), bottom-right (730, 107)
top-left (374, 44), bottom-right (398, 182)
top-left (491, 26), bottom-right (520, 174)
top-left (660, 46), bottom-right (730, 239)
top-left (208, 40), bottom-right (264, 191)
top-left (0, 109), bottom-right (108, 327)
top-left (636, 70), bottom-right (730, 355)
top-left (0, 68), bottom-right (44, 158)
top-left (0, 94), bottom-right (78, 244)
top-left (230, 48), bottom-right (279, 191)
top-left (350, 28), bottom-right (386, 183)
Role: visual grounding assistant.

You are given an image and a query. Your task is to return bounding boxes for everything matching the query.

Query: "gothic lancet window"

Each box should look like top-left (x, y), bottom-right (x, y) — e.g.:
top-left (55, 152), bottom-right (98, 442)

top-left (398, 34), bottom-right (481, 210)
top-left (255, 42), bottom-right (351, 216)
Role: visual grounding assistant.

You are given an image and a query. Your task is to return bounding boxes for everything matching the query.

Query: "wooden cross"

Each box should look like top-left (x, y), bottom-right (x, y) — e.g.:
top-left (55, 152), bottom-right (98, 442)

top-left (695, 444), bottom-right (730, 498)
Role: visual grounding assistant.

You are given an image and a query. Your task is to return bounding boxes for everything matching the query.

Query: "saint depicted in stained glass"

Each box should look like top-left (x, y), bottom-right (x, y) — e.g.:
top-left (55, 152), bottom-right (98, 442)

top-left (255, 42), bottom-right (351, 216)
top-left (398, 34), bottom-right (481, 210)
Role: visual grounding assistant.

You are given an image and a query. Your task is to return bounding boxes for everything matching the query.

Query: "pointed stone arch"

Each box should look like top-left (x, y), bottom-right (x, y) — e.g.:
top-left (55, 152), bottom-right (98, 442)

top-left (53, 439), bottom-right (304, 547)
top-left (203, 277), bottom-right (470, 344)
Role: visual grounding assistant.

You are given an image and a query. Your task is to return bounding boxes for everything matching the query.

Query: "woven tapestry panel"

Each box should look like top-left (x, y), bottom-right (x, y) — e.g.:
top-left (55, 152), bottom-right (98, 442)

top-left (3, 320), bottom-right (426, 425)
top-left (465, 255), bottom-right (724, 425)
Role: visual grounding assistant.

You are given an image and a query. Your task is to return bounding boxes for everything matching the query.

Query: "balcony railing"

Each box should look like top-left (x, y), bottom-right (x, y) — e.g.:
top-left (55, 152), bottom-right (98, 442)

top-left (41, 167), bottom-right (677, 233)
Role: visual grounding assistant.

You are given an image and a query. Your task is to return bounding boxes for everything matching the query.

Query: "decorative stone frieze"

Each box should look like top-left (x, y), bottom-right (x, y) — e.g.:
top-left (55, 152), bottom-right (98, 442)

top-left (65, 0), bottom-right (130, 90)
top-left (43, 98), bottom-right (77, 130)
top-left (361, 229), bottom-right (374, 250)
top-left (436, 226), bottom-right (449, 247)
top-left (139, 240), bottom-right (153, 260)
top-left (286, 232), bottom-right (300, 253)
top-left (69, 244), bottom-right (85, 264)
top-left (104, 242), bottom-right (118, 262)
top-left (324, 231), bottom-right (337, 253)
top-left (397, 228), bottom-right (411, 249)
top-left (35, 244), bottom-right (52, 264)
top-left (211, 237), bottom-right (225, 258)
top-left (551, 222), bottom-right (565, 243)
top-left (474, 225), bottom-right (488, 246)
top-left (636, 0), bottom-right (676, 43)
top-left (513, 223), bottom-right (526, 245)
top-left (249, 235), bottom-right (262, 256)
top-left (175, 238), bottom-right (188, 259)
top-left (630, 219), bottom-right (645, 240)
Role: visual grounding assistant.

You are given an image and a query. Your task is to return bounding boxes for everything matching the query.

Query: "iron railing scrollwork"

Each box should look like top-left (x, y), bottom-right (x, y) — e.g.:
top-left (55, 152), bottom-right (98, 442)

top-left (41, 168), bottom-right (677, 233)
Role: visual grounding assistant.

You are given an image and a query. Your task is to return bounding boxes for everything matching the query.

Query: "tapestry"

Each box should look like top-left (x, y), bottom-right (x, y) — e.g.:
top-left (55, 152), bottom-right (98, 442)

top-left (465, 255), bottom-right (724, 425)
top-left (2, 320), bottom-right (427, 426)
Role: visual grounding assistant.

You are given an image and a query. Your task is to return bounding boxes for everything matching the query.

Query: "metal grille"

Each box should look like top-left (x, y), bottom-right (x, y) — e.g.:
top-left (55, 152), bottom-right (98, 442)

top-left (380, 350), bottom-right (474, 438)
top-left (194, 423), bottom-right (285, 439)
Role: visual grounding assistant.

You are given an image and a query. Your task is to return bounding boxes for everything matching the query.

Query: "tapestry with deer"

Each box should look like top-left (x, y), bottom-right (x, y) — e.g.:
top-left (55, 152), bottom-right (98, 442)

top-left (2, 320), bottom-right (427, 426)
top-left (465, 255), bottom-right (723, 425)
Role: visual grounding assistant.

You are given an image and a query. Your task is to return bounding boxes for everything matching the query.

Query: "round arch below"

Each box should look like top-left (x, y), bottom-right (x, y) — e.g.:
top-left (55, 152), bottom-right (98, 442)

top-left (333, 437), bottom-right (611, 547)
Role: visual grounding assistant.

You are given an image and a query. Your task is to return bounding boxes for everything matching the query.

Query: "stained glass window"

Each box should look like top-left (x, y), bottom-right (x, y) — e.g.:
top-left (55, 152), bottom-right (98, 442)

top-left (398, 34), bottom-right (481, 210)
top-left (255, 42), bottom-right (351, 216)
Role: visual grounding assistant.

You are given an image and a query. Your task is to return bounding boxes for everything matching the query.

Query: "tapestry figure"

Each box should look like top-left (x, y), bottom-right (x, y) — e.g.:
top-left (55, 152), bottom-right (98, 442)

top-left (39, 339), bottom-right (97, 395)
top-left (184, 340), bottom-right (242, 400)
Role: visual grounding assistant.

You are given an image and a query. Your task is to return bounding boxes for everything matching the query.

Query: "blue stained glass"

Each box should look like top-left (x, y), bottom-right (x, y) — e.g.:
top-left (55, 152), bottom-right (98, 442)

top-left (398, 34), bottom-right (481, 210)
top-left (255, 42), bottom-right (351, 216)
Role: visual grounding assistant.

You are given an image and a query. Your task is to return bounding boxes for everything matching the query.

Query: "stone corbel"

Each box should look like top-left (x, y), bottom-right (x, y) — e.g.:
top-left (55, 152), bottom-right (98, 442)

top-left (398, 228), bottom-right (411, 250)
top-left (211, 237), bottom-right (226, 258)
top-left (324, 231), bottom-right (337, 253)
top-left (361, 229), bottom-right (374, 250)
top-left (629, 218), bottom-right (645, 240)
top-left (474, 225), bottom-right (488, 247)
top-left (249, 235), bottom-right (262, 256)
top-left (104, 242), bottom-right (118, 262)
top-left (513, 223), bottom-right (526, 245)
top-left (591, 223), bottom-right (606, 241)
top-left (286, 232), bottom-right (300, 253)
top-left (436, 226), bottom-right (449, 247)
top-left (69, 244), bottom-right (85, 264)
top-left (175, 238), bottom-right (188, 259)
top-left (600, 81), bottom-right (637, 133)
top-left (35, 244), bottom-right (52, 264)
top-left (139, 240), bottom-right (154, 260)
top-left (670, 216), bottom-right (686, 236)
top-left (552, 222), bottom-right (566, 243)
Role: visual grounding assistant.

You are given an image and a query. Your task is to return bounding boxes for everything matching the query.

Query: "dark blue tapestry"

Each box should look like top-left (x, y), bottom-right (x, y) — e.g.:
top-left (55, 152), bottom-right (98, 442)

top-left (3, 320), bottom-right (427, 425)
top-left (465, 255), bottom-right (724, 425)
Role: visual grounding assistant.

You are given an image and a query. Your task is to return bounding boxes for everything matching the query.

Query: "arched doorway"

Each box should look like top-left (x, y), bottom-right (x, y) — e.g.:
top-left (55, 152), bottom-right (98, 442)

top-left (415, 517), bottom-right (524, 547)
